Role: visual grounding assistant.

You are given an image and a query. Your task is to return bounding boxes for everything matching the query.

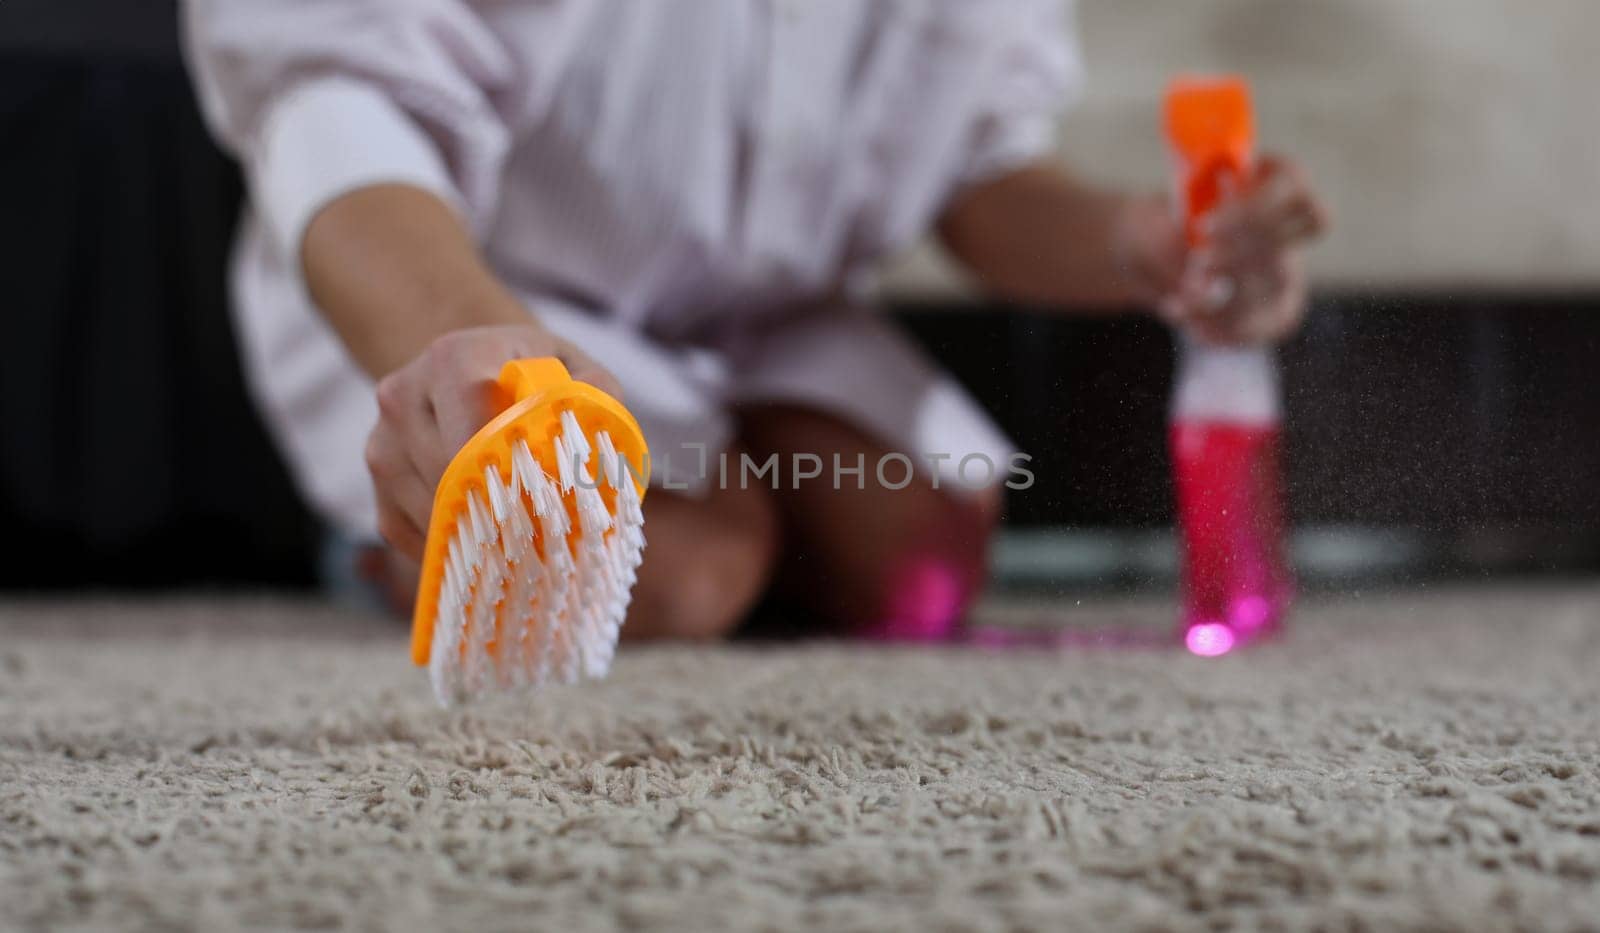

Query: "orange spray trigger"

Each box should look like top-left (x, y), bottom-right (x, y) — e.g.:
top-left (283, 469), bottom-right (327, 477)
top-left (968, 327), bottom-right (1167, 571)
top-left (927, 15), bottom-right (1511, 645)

top-left (1164, 75), bottom-right (1256, 246)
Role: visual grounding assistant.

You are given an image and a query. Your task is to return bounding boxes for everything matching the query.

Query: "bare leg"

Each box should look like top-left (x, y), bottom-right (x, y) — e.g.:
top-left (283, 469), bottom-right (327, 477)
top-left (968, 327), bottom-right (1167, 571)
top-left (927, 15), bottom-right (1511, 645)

top-left (622, 463), bottom-right (779, 640)
top-left (737, 404), bottom-right (1001, 638)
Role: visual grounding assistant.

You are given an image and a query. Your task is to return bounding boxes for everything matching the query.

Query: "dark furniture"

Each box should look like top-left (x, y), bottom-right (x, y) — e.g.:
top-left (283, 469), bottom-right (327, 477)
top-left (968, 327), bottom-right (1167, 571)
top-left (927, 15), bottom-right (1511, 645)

top-left (2, 4), bottom-right (1596, 589)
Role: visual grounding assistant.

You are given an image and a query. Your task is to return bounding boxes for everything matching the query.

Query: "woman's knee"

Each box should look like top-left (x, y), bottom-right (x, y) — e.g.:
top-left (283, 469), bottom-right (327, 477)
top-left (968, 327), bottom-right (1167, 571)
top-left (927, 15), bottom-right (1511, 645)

top-left (626, 479), bottom-right (780, 640)
top-left (856, 483), bottom-right (1001, 636)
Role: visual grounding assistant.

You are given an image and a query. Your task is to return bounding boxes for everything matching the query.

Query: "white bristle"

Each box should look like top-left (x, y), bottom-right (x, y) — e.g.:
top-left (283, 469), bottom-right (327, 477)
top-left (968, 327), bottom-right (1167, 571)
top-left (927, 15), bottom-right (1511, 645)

top-left (560, 410), bottom-right (592, 461)
top-left (499, 499), bottom-right (540, 689)
top-left (511, 440), bottom-right (540, 499)
top-left (553, 435), bottom-right (574, 492)
top-left (562, 414), bottom-right (614, 679)
top-left (595, 449), bottom-right (645, 674)
top-left (575, 481), bottom-right (610, 539)
top-left (594, 431), bottom-right (618, 485)
top-left (467, 491), bottom-right (491, 550)
top-left (534, 467), bottom-right (568, 536)
top-left (485, 465), bottom-right (509, 523)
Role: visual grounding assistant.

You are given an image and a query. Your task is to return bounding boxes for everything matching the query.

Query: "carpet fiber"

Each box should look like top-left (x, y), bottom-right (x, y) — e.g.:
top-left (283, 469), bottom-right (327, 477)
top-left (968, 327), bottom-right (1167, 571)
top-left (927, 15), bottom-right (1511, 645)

top-left (4, 588), bottom-right (1600, 931)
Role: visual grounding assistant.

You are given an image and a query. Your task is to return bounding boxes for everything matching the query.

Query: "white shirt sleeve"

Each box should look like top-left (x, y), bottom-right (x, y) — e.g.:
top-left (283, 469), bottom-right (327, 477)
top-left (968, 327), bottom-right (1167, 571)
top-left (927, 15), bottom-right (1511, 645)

top-left (956, 0), bottom-right (1085, 188)
top-left (181, 0), bottom-right (517, 263)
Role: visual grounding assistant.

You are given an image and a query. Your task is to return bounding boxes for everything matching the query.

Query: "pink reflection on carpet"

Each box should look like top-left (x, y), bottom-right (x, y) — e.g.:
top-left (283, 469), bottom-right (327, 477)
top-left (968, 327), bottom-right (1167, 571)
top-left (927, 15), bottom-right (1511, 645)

top-left (856, 558), bottom-right (966, 642)
top-left (1183, 622), bottom-right (1237, 657)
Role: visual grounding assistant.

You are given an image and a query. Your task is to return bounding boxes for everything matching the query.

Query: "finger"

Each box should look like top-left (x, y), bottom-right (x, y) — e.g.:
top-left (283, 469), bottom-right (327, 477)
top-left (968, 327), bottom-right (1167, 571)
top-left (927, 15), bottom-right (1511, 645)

top-left (364, 426), bottom-right (439, 534)
top-left (1202, 207), bottom-right (1274, 270)
top-left (1172, 259), bottom-right (1229, 317)
top-left (373, 370), bottom-right (444, 475)
top-left (1203, 215), bottom-right (1308, 280)
top-left (1155, 294), bottom-right (1191, 325)
top-left (428, 376), bottom-right (501, 461)
top-left (1252, 256), bottom-right (1310, 343)
top-left (367, 427), bottom-right (429, 560)
top-left (374, 490), bottom-right (427, 563)
top-left (1190, 244), bottom-right (1274, 310)
top-left (1273, 195), bottom-right (1328, 244)
top-left (1251, 186), bottom-right (1326, 248)
top-left (1239, 156), bottom-right (1327, 243)
top-left (1205, 165), bottom-right (1324, 268)
top-left (1206, 265), bottom-right (1303, 346)
top-left (1194, 263), bottom-right (1236, 312)
top-left (1209, 280), bottom-right (1236, 313)
top-left (1158, 290), bottom-right (1215, 328)
top-left (374, 371), bottom-right (457, 494)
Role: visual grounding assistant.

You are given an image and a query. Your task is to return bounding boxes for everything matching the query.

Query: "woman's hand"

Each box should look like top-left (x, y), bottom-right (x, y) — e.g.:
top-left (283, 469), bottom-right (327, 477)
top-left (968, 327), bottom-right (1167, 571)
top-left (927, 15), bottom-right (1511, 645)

top-left (1124, 154), bottom-right (1329, 345)
top-left (364, 323), bottom-right (620, 560)
top-left (296, 184), bottom-right (618, 559)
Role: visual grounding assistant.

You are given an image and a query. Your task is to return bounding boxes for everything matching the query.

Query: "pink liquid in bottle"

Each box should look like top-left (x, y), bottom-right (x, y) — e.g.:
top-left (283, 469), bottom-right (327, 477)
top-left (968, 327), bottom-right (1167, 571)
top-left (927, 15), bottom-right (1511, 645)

top-left (1170, 342), bottom-right (1294, 655)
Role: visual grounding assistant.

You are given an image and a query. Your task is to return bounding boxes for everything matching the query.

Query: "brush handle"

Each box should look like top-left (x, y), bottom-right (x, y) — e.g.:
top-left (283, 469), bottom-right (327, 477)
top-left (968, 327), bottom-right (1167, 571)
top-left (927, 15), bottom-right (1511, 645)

top-left (495, 357), bottom-right (573, 408)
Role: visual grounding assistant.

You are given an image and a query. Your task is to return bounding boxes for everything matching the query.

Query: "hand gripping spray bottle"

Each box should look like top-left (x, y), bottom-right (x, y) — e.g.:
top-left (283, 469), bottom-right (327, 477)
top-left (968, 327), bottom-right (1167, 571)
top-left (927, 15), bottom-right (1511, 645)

top-left (1164, 77), bottom-right (1293, 656)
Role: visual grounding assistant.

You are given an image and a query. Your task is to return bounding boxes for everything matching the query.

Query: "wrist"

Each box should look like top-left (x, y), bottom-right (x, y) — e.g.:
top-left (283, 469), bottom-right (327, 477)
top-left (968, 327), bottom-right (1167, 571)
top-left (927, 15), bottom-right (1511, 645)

top-left (302, 183), bottom-right (534, 379)
top-left (355, 288), bottom-right (532, 381)
top-left (436, 281), bottom-right (531, 334)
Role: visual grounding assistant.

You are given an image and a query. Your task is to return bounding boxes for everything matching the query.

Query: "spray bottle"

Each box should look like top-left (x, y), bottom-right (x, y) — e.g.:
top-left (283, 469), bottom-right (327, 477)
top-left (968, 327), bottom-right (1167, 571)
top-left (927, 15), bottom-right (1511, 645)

top-left (1164, 76), bottom-right (1294, 656)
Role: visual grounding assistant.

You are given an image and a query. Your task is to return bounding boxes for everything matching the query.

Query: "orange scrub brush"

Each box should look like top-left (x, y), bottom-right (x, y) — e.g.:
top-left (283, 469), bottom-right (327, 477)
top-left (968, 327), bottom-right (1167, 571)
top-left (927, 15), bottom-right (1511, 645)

top-left (409, 358), bottom-right (648, 706)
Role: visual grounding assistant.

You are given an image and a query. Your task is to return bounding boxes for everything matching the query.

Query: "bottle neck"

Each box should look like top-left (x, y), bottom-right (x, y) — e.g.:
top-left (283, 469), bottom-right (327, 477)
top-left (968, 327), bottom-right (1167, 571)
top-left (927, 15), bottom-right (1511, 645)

top-left (1170, 334), bottom-right (1282, 424)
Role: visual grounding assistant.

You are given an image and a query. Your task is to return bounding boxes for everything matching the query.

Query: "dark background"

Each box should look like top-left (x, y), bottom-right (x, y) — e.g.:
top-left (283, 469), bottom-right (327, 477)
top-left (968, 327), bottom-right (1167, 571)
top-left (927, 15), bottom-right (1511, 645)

top-left (2, 2), bottom-right (1597, 590)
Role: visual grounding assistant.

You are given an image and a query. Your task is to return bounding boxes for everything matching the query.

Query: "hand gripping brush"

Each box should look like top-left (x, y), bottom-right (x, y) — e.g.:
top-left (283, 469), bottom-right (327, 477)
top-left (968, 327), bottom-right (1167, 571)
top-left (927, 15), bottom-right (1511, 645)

top-left (409, 358), bottom-right (648, 705)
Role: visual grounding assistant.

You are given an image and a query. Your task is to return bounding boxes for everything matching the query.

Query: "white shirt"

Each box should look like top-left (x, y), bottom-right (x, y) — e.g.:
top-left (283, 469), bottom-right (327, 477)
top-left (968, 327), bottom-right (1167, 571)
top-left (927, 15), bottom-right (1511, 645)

top-left (187, 0), bottom-right (1078, 324)
top-left (181, 0), bottom-right (1080, 531)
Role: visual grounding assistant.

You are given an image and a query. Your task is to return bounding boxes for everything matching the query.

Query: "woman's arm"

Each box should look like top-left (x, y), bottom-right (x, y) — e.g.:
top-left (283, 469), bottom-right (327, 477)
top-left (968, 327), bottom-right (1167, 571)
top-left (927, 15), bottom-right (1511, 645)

top-left (300, 183), bottom-right (616, 559)
top-left (937, 157), bottom-right (1328, 344)
top-left (301, 183), bottom-right (528, 379)
top-left (182, 0), bottom-right (610, 554)
top-left (936, 162), bottom-right (1178, 310)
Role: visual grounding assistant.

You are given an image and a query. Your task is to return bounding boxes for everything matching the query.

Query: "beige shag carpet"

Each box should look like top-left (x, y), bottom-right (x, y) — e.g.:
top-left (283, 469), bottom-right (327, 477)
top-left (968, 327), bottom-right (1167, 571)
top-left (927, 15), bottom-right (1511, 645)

top-left (3, 587), bottom-right (1600, 932)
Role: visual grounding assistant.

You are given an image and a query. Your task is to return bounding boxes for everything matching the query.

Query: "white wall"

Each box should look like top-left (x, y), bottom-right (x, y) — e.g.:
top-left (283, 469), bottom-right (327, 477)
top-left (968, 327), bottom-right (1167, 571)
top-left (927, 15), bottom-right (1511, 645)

top-left (884, 0), bottom-right (1600, 297)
